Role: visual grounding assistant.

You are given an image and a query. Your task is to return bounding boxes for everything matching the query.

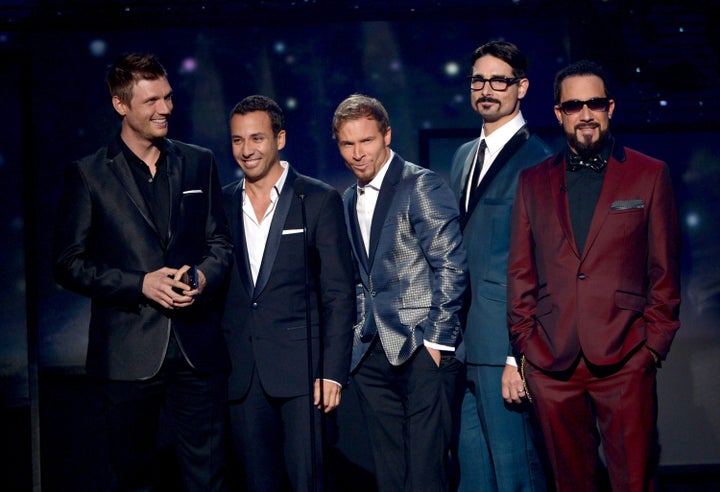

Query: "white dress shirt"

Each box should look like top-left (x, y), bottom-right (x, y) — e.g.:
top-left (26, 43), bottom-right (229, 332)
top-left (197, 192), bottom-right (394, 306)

top-left (242, 161), bottom-right (288, 285)
top-left (356, 151), bottom-right (393, 255)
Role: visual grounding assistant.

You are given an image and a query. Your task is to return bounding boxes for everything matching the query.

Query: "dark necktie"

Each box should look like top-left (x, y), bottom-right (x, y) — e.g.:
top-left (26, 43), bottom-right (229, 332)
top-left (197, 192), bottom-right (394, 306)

top-left (462, 139), bottom-right (486, 216)
top-left (567, 153), bottom-right (607, 173)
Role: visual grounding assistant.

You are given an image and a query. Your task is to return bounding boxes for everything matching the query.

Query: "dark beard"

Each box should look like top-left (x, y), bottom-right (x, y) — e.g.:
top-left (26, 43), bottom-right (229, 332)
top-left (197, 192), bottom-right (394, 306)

top-left (567, 126), bottom-right (609, 160)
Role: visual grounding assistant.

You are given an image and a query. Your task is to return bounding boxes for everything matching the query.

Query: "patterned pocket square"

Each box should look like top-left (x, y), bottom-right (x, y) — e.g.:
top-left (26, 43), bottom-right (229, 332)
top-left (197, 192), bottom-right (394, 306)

top-left (610, 199), bottom-right (644, 211)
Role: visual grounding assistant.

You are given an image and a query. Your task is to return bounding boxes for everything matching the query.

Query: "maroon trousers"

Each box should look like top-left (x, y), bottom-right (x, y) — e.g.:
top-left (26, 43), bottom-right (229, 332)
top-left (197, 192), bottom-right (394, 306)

top-left (525, 346), bottom-right (659, 492)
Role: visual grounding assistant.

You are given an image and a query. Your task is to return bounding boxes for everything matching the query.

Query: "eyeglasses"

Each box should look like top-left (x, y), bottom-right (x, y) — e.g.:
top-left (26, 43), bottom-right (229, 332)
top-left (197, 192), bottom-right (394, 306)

top-left (466, 76), bottom-right (521, 91)
top-left (557, 97), bottom-right (611, 115)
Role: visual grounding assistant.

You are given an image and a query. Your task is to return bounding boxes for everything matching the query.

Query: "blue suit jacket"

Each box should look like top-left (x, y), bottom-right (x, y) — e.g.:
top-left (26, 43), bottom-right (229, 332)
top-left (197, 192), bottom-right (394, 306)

top-left (221, 165), bottom-right (355, 400)
top-left (344, 153), bottom-right (468, 371)
top-left (449, 126), bottom-right (552, 365)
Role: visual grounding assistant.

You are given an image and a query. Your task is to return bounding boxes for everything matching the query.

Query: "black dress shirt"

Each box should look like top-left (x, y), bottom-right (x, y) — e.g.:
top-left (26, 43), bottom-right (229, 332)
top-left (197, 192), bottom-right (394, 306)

top-left (566, 137), bottom-right (614, 255)
top-left (118, 136), bottom-right (171, 244)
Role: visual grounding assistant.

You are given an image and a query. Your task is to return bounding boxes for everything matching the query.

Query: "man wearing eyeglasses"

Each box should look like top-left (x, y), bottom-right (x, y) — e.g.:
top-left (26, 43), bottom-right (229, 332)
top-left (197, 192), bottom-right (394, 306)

top-left (448, 41), bottom-right (551, 492)
top-left (507, 60), bottom-right (681, 491)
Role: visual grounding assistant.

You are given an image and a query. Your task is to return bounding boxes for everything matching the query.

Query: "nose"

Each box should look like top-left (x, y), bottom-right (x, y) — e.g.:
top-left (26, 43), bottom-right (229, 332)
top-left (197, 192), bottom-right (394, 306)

top-left (237, 139), bottom-right (252, 157)
top-left (158, 98), bottom-right (172, 114)
top-left (352, 145), bottom-right (364, 161)
top-left (578, 103), bottom-right (594, 119)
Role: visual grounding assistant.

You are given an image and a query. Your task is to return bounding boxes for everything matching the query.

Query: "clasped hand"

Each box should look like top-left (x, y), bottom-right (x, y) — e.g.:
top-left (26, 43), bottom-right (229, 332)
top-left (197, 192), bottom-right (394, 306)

top-left (142, 265), bottom-right (205, 309)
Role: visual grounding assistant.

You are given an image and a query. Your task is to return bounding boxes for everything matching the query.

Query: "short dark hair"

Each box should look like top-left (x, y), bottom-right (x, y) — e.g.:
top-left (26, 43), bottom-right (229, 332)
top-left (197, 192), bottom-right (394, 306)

top-left (554, 60), bottom-right (612, 104)
top-left (107, 53), bottom-right (167, 106)
top-left (332, 94), bottom-right (389, 140)
top-left (471, 41), bottom-right (527, 78)
top-left (229, 95), bottom-right (285, 136)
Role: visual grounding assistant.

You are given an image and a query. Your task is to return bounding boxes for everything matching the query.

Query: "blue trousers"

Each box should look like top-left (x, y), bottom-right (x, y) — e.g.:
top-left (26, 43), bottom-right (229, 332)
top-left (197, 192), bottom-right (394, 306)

top-left (458, 364), bottom-right (547, 492)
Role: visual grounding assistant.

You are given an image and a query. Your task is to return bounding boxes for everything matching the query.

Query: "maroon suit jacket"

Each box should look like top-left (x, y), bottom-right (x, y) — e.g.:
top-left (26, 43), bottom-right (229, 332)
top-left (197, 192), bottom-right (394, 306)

top-left (507, 145), bottom-right (681, 372)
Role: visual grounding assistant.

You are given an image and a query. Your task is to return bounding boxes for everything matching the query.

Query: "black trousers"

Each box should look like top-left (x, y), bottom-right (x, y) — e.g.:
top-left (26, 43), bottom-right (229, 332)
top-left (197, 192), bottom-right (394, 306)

top-left (98, 332), bottom-right (228, 492)
top-left (228, 367), bottom-right (326, 492)
top-left (351, 340), bottom-right (464, 492)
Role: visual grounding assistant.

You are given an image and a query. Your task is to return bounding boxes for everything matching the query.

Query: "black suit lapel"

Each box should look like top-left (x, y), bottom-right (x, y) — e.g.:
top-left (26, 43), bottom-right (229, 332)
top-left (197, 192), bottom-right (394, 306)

top-left (253, 167), bottom-right (297, 296)
top-left (463, 125), bottom-right (531, 223)
top-left (346, 188), bottom-right (369, 271)
top-left (229, 180), bottom-right (255, 297)
top-left (368, 155), bottom-right (402, 266)
top-left (106, 146), bottom-right (160, 238)
top-left (165, 140), bottom-right (184, 250)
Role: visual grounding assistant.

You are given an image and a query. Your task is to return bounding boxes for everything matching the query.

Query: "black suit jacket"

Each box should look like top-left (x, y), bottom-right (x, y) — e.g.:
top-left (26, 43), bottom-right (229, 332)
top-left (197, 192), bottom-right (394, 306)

top-left (221, 165), bottom-right (355, 400)
top-left (53, 138), bottom-right (233, 380)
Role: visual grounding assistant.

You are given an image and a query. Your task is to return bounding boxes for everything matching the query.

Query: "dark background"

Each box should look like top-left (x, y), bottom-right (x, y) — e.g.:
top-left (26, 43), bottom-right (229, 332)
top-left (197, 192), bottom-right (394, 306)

top-left (2, 0), bottom-right (720, 490)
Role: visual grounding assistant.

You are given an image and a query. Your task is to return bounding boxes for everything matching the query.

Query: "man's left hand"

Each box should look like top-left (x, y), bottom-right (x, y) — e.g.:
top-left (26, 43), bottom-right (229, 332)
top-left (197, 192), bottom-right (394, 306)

top-left (315, 379), bottom-right (342, 413)
top-left (501, 363), bottom-right (527, 404)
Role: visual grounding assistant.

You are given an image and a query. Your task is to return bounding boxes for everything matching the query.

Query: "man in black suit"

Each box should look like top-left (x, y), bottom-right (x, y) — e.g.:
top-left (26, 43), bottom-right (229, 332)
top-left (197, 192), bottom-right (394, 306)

top-left (53, 53), bottom-right (233, 491)
top-left (221, 95), bottom-right (355, 492)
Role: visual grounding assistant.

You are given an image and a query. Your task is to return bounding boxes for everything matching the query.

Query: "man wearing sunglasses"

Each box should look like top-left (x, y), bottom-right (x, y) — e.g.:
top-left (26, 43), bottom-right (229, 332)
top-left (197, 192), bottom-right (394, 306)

top-left (449, 40), bottom-right (551, 492)
top-left (507, 60), bottom-right (681, 491)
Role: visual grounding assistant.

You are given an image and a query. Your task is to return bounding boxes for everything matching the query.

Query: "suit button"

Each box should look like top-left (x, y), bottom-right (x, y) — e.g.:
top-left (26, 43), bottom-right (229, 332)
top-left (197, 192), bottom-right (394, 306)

top-left (371, 291), bottom-right (376, 296)
top-left (578, 273), bottom-right (587, 280)
top-left (252, 302), bottom-right (259, 309)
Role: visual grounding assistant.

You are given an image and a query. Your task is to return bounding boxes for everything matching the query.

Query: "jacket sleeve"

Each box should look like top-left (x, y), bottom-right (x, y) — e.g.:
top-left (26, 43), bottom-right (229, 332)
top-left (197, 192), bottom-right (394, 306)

top-left (506, 171), bottom-right (538, 361)
top-left (313, 188), bottom-right (356, 385)
top-left (196, 152), bottom-right (233, 295)
top-left (643, 163), bottom-right (681, 359)
top-left (52, 161), bottom-right (146, 304)
top-left (412, 171), bottom-right (468, 347)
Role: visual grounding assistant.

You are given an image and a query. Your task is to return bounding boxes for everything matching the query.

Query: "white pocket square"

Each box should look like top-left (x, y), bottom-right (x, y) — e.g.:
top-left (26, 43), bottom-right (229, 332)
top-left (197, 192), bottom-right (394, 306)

top-left (182, 189), bottom-right (203, 195)
top-left (282, 229), bottom-right (304, 235)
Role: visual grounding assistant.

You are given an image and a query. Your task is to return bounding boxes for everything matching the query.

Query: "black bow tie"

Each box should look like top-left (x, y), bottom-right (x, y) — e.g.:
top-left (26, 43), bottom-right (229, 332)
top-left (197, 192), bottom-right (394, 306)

top-left (567, 153), bottom-right (607, 173)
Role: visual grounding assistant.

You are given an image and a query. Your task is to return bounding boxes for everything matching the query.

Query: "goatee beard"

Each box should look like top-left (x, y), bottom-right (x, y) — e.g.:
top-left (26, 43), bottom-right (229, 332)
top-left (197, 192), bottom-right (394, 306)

top-left (568, 128), bottom-right (608, 159)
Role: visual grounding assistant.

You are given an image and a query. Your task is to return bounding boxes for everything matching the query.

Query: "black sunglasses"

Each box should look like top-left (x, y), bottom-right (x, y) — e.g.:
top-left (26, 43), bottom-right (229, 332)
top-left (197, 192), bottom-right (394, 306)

top-left (557, 97), bottom-right (611, 115)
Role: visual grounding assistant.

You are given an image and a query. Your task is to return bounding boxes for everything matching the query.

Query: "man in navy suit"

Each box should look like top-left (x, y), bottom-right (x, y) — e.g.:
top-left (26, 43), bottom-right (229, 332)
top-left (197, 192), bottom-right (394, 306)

top-left (449, 41), bottom-right (551, 492)
top-left (334, 94), bottom-right (467, 491)
top-left (221, 95), bottom-right (355, 492)
top-left (53, 53), bottom-right (233, 491)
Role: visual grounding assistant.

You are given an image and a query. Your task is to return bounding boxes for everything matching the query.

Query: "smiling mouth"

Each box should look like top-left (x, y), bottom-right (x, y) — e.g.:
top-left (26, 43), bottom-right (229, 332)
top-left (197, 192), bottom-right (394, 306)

top-left (242, 157), bottom-right (261, 167)
top-left (576, 124), bottom-right (599, 134)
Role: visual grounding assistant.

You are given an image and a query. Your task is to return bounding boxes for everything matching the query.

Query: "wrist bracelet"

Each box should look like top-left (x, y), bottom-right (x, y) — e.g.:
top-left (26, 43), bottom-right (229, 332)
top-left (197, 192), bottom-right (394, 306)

top-left (520, 354), bottom-right (533, 403)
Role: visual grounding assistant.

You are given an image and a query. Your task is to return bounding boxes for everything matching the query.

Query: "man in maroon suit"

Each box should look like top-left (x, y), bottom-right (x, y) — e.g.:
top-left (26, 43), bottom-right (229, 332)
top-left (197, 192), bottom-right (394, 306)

top-left (507, 60), bottom-right (681, 492)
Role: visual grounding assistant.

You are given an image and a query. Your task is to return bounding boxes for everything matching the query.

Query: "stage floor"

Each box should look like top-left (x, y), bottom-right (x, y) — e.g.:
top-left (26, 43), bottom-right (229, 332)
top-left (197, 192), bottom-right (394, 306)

top-left (2, 371), bottom-right (719, 491)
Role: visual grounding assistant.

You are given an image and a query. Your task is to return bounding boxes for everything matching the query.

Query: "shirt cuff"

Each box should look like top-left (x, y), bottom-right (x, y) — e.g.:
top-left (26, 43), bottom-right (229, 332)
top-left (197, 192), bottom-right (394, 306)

top-left (425, 340), bottom-right (454, 352)
top-left (506, 356), bottom-right (517, 367)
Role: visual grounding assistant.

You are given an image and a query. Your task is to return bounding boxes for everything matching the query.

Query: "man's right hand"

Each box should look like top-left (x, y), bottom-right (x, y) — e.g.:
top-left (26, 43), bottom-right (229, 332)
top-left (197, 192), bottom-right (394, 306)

top-left (142, 267), bottom-right (196, 309)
